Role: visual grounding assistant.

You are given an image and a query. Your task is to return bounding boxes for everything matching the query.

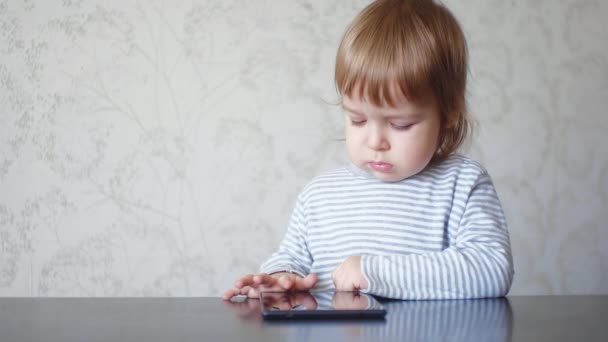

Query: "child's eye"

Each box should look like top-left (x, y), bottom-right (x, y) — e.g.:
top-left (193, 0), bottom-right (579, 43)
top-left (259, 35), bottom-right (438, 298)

top-left (391, 123), bottom-right (414, 130)
top-left (350, 119), bottom-right (367, 126)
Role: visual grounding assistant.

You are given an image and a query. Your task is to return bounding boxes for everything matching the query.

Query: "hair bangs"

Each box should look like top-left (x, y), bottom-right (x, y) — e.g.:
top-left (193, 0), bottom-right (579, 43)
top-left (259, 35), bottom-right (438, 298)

top-left (335, 2), bottom-right (433, 107)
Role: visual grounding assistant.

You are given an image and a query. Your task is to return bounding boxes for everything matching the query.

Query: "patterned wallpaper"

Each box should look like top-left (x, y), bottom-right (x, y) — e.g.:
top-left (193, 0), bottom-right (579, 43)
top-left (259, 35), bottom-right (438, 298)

top-left (0, 0), bottom-right (606, 297)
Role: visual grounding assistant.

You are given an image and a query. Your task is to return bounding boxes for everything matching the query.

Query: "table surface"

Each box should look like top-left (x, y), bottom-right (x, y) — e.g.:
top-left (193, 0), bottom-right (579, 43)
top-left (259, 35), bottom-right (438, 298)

top-left (1, 295), bottom-right (607, 342)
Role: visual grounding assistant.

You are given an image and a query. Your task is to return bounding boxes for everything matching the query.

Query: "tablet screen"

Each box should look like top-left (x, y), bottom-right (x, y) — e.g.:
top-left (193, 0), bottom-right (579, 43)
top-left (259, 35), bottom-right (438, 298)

top-left (260, 291), bottom-right (386, 320)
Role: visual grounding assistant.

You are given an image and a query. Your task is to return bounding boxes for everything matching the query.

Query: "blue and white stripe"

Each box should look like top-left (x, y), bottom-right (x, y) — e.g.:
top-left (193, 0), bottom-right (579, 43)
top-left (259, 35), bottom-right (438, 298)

top-left (260, 154), bottom-right (514, 299)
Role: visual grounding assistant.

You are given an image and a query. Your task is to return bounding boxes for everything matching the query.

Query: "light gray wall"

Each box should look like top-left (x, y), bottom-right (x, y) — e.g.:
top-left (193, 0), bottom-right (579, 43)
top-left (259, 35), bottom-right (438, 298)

top-left (1, 0), bottom-right (606, 297)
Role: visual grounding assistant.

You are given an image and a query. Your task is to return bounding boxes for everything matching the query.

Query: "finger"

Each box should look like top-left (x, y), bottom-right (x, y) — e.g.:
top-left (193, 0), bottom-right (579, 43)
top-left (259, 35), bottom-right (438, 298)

top-left (222, 288), bottom-right (242, 300)
top-left (294, 273), bottom-right (318, 290)
top-left (253, 274), bottom-right (278, 286)
top-left (235, 274), bottom-right (256, 288)
top-left (340, 282), bottom-right (355, 291)
top-left (240, 286), bottom-right (254, 297)
top-left (332, 275), bottom-right (346, 291)
top-left (334, 283), bottom-right (343, 291)
top-left (239, 286), bottom-right (253, 298)
top-left (277, 275), bottom-right (295, 290)
top-left (331, 268), bottom-right (347, 291)
top-left (335, 278), bottom-right (353, 291)
top-left (222, 289), bottom-right (234, 301)
top-left (246, 287), bottom-right (260, 299)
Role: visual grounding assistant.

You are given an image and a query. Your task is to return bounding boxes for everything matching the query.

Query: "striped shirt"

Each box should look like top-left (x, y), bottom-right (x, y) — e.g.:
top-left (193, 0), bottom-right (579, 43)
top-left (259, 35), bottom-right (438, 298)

top-left (260, 154), bottom-right (514, 299)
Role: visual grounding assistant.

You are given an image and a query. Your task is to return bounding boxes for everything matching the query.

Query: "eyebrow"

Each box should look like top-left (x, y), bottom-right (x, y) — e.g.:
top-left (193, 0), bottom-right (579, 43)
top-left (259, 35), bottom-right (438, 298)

top-left (342, 104), bottom-right (364, 116)
top-left (342, 104), bottom-right (425, 120)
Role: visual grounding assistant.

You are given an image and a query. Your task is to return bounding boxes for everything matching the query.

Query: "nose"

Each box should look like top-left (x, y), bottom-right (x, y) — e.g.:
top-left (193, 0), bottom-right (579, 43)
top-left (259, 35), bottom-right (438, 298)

top-left (367, 124), bottom-right (390, 151)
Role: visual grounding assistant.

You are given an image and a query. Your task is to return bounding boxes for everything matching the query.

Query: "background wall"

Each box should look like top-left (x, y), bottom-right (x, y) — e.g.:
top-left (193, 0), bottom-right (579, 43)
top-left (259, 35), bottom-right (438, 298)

top-left (1, 0), bottom-right (606, 297)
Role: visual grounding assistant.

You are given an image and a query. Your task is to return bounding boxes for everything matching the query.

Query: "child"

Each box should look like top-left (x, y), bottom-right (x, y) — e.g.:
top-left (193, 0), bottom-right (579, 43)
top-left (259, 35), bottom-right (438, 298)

top-left (223, 0), bottom-right (513, 301)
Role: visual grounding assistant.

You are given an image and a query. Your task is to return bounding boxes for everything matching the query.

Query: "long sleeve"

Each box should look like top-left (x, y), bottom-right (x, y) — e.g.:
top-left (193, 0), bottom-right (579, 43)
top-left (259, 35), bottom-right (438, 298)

top-left (259, 195), bottom-right (313, 277)
top-left (360, 172), bottom-right (514, 299)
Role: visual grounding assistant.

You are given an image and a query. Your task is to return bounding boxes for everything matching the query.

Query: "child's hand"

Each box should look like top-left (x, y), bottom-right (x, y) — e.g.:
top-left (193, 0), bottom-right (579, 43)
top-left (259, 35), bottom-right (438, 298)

top-left (332, 256), bottom-right (369, 291)
top-left (222, 272), bottom-right (318, 300)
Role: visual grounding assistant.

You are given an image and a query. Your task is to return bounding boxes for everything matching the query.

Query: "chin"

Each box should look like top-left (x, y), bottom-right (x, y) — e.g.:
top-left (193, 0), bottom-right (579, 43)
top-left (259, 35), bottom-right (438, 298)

top-left (371, 164), bottom-right (427, 182)
top-left (372, 171), bottom-right (408, 183)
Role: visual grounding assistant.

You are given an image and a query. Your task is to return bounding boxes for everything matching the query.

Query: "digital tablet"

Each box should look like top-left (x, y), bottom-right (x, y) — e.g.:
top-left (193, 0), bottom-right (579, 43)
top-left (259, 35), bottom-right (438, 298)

top-left (260, 291), bottom-right (386, 320)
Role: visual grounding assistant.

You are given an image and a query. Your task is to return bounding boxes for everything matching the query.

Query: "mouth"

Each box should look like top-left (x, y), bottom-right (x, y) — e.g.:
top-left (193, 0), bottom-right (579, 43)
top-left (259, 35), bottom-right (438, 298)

top-left (368, 161), bottom-right (394, 173)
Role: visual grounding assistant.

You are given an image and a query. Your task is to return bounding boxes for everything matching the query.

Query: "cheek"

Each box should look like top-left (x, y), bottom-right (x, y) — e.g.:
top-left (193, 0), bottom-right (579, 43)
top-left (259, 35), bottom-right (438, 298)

top-left (345, 128), bottom-right (365, 158)
top-left (345, 126), bottom-right (362, 144)
top-left (419, 118), bottom-right (440, 144)
top-left (419, 128), bottom-right (441, 160)
top-left (395, 126), bottom-right (439, 156)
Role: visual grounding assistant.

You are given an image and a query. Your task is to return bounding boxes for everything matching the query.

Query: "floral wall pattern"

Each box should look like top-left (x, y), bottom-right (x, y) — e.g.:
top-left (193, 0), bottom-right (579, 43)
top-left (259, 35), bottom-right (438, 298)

top-left (1, 0), bottom-right (607, 296)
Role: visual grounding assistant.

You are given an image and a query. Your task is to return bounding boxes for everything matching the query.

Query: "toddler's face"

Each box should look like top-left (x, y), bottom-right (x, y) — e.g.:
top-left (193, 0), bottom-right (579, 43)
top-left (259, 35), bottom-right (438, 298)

top-left (343, 83), bottom-right (440, 182)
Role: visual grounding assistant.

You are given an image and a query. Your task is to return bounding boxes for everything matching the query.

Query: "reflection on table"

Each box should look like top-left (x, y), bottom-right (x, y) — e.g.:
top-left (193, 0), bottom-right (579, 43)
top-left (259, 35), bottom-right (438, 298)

top-left (226, 292), bottom-right (512, 342)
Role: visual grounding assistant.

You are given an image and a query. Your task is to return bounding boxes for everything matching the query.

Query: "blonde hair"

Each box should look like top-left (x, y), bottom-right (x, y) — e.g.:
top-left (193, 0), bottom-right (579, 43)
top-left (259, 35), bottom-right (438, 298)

top-left (335, 0), bottom-right (470, 161)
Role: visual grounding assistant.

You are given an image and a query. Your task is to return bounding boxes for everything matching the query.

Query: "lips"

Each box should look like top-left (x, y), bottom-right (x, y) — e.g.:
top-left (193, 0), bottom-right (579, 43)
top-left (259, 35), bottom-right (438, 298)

top-left (368, 161), bottom-right (394, 172)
